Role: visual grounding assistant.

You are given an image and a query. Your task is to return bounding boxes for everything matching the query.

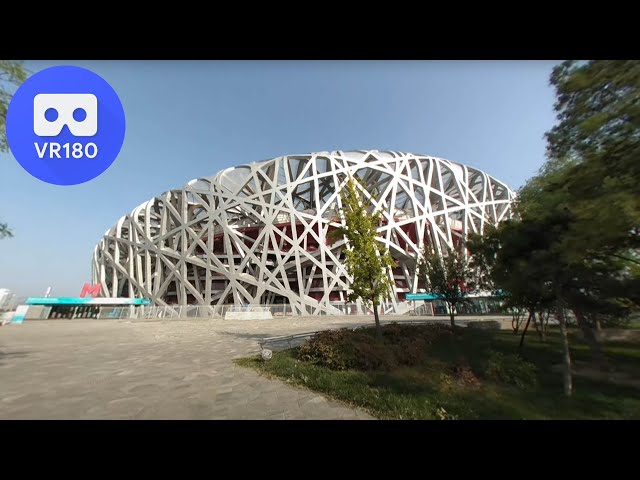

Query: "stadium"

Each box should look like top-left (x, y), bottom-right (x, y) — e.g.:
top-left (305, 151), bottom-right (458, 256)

top-left (92, 150), bottom-right (516, 316)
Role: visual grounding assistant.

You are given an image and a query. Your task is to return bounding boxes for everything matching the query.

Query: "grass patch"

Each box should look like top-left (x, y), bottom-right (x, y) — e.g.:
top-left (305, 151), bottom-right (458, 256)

top-left (237, 324), bottom-right (640, 420)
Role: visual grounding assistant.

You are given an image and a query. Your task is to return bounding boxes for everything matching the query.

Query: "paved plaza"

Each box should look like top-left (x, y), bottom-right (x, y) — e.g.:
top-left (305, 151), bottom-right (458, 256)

top-left (0, 315), bottom-right (511, 419)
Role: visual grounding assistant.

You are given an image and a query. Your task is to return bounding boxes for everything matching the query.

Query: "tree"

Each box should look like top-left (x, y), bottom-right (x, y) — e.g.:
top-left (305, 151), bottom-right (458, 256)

top-left (468, 213), bottom-right (575, 395)
top-left (0, 222), bottom-right (13, 239)
top-left (1, 60), bottom-right (27, 239)
top-left (519, 60), bottom-right (640, 370)
top-left (468, 222), bottom-right (550, 347)
top-left (330, 177), bottom-right (395, 340)
top-left (464, 61), bottom-right (640, 397)
top-left (521, 60), bottom-right (639, 283)
top-left (417, 245), bottom-right (476, 329)
top-left (1, 60), bottom-right (28, 153)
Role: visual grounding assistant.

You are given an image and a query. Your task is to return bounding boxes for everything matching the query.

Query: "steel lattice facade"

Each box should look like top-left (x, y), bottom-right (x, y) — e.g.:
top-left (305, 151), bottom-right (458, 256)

top-left (92, 150), bottom-right (516, 315)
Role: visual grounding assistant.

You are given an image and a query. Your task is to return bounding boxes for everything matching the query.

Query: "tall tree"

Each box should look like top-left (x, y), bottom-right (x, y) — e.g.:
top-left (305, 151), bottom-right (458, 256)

top-left (468, 61), bottom-right (640, 395)
top-left (468, 218), bottom-right (558, 347)
top-left (468, 213), bottom-right (575, 395)
top-left (521, 60), bottom-right (640, 277)
top-left (520, 60), bottom-right (640, 367)
top-left (330, 177), bottom-right (395, 339)
top-left (1, 60), bottom-right (28, 153)
top-left (1, 60), bottom-right (27, 240)
top-left (417, 245), bottom-right (476, 329)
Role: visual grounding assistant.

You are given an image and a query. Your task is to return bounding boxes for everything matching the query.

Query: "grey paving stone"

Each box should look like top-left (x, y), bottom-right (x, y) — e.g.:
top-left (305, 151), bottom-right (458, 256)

top-left (0, 315), bottom-right (505, 419)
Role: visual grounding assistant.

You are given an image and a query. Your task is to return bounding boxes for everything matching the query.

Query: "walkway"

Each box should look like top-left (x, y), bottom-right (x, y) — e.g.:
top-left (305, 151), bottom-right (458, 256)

top-left (0, 315), bottom-right (510, 419)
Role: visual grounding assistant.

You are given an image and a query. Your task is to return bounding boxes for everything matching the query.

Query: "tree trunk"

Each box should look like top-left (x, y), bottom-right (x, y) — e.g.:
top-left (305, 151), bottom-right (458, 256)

top-left (512, 308), bottom-right (524, 334)
top-left (538, 311), bottom-right (546, 342)
top-left (573, 309), bottom-right (607, 371)
top-left (372, 301), bottom-right (382, 340)
top-left (512, 314), bottom-right (520, 334)
top-left (519, 310), bottom-right (533, 349)
top-left (558, 308), bottom-right (573, 397)
top-left (594, 317), bottom-right (602, 332)
top-left (532, 310), bottom-right (541, 340)
top-left (448, 302), bottom-right (456, 329)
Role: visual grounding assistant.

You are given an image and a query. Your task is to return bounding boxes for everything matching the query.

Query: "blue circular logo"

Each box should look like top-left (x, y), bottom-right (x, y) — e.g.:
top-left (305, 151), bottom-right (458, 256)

top-left (6, 66), bottom-right (126, 186)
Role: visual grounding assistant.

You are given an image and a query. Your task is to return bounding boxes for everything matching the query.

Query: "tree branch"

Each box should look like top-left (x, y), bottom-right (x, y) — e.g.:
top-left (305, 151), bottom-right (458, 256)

top-left (611, 253), bottom-right (640, 266)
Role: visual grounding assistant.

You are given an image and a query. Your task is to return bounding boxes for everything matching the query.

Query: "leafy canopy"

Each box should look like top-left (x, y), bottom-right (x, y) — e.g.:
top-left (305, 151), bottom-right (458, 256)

top-left (468, 60), bottom-right (640, 323)
top-left (330, 177), bottom-right (395, 306)
top-left (418, 245), bottom-right (476, 307)
top-left (1, 60), bottom-right (28, 153)
top-left (1, 60), bottom-right (27, 238)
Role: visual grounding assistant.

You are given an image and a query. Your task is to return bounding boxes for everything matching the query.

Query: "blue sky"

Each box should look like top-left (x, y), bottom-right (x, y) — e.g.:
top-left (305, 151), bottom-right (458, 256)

top-left (0, 60), bottom-right (559, 297)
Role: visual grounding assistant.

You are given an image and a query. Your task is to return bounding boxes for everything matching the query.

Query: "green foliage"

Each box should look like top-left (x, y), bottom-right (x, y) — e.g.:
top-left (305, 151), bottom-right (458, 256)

top-left (545, 60), bottom-right (640, 174)
top-left (483, 351), bottom-right (538, 390)
top-left (380, 321), bottom-right (453, 342)
top-left (297, 323), bottom-right (453, 371)
top-left (239, 326), bottom-right (640, 419)
top-left (1, 60), bottom-right (27, 241)
top-left (467, 217), bottom-right (562, 314)
top-left (467, 61), bottom-right (640, 334)
top-left (435, 406), bottom-right (458, 420)
top-left (517, 60), bottom-right (640, 316)
top-left (417, 245), bottom-right (477, 326)
top-left (298, 329), bottom-right (396, 371)
top-left (330, 178), bottom-right (395, 309)
top-left (468, 209), bottom-right (636, 327)
top-left (438, 358), bottom-right (484, 392)
top-left (467, 320), bottom-right (502, 330)
top-left (1, 60), bottom-right (28, 153)
top-left (0, 222), bottom-right (13, 239)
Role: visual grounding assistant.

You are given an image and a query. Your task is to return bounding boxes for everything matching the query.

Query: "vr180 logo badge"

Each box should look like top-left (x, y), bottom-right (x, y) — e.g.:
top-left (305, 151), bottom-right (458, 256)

top-left (6, 66), bottom-right (125, 186)
top-left (34, 94), bottom-right (98, 136)
top-left (33, 93), bottom-right (99, 159)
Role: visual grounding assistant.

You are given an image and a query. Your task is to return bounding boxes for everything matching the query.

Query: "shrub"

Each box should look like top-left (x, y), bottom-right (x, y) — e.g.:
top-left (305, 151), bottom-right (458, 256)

top-left (297, 323), bottom-right (453, 371)
top-left (483, 350), bottom-right (538, 389)
top-left (350, 340), bottom-right (398, 371)
top-left (450, 360), bottom-right (482, 389)
top-left (467, 320), bottom-right (502, 330)
top-left (394, 337), bottom-right (429, 366)
top-left (298, 329), bottom-right (397, 371)
top-left (381, 322), bottom-right (452, 343)
top-left (297, 329), bottom-right (354, 371)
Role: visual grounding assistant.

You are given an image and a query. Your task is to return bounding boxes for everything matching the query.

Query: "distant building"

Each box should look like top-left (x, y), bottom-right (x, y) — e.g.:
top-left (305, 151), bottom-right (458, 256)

top-left (92, 150), bottom-right (516, 315)
top-left (0, 288), bottom-right (14, 311)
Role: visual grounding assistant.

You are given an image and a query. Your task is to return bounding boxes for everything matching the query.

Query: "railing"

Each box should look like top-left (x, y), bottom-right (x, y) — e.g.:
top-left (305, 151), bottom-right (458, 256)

top-left (226, 305), bottom-right (272, 313)
top-left (410, 303), bottom-right (434, 316)
top-left (322, 301), bottom-right (400, 316)
top-left (258, 319), bottom-right (458, 352)
top-left (97, 301), bottom-right (413, 320)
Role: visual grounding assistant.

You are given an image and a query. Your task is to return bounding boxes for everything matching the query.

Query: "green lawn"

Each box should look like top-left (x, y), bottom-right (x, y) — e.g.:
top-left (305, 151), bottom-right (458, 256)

top-left (236, 326), bottom-right (640, 420)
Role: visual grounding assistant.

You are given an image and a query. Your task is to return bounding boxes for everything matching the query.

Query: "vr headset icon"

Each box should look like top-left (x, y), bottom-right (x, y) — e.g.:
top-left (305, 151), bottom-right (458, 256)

top-left (33, 93), bottom-right (98, 137)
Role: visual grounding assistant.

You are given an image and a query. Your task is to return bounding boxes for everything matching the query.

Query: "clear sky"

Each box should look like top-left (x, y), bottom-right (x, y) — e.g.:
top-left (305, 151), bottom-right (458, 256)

top-left (0, 60), bottom-right (559, 298)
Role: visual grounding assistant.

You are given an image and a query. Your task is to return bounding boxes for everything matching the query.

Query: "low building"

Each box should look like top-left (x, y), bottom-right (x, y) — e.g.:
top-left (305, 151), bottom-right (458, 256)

top-left (17, 297), bottom-right (151, 320)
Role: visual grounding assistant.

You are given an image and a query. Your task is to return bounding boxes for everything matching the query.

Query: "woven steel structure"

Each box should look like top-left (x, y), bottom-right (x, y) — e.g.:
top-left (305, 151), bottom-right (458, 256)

top-left (92, 150), bottom-right (516, 315)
